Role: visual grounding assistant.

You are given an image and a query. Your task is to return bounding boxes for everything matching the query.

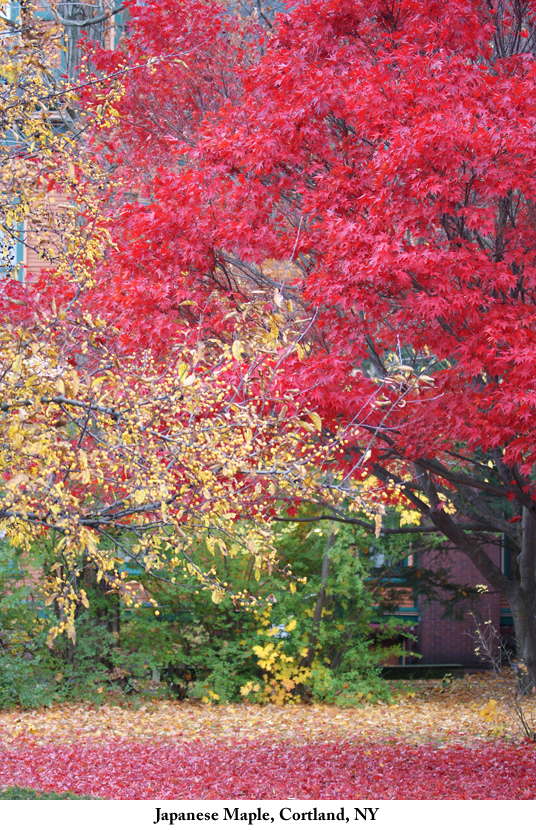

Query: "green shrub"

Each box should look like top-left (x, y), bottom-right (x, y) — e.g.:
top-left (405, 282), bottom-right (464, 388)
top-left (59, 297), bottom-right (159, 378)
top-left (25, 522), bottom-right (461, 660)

top-left (0, 519), bottom-right (423, 708)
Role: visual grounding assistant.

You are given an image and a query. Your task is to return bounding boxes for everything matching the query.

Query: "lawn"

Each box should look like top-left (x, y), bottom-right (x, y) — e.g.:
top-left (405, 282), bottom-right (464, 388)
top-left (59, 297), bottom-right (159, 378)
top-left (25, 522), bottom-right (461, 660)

top-left (1, 675), bottom-right (535, 799)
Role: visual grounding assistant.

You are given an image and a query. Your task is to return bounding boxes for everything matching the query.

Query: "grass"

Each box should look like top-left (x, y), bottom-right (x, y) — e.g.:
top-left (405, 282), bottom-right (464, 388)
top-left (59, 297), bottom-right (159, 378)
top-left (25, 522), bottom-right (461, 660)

top-left (0, 786), bottom-right (97, 799)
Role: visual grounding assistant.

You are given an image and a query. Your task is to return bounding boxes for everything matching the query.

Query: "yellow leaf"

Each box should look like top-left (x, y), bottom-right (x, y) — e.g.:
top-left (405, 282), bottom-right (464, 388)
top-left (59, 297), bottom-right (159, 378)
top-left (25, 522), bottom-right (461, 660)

top-left (66, 621), bottom-right (76, 645)
top-left (308, 412), bottom-right (322, 431)
top-left (374, 514), bottom-right (382, 538)
top-left (399, 508), bottom-right (422, 526)
top-left (70, 370), bottom-right (80, 397)
top-left (211, 588), bottom-right (223, 604)
top-left (232, 340), bottom-right (244, 362)
top-left (134, 490), bottom-right (145, 505)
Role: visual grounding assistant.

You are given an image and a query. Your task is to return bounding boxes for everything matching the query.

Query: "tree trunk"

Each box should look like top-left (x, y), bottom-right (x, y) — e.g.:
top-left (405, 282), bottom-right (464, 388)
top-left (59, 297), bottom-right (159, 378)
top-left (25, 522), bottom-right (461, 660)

top-left (508, 508), bottom-right (536, 691)
top-left (413, 464), bottom-right (536, 689)
top-left (301, 524), bottom-right (334, 668)
top-left (59, 1), bottom-right (106, 78)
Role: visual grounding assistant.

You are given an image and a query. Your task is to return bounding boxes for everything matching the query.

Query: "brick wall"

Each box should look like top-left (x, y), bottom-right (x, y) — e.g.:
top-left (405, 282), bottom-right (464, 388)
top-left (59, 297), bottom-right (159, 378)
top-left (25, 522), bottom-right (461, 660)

top-left (417, 546), bottom-right (502, 667)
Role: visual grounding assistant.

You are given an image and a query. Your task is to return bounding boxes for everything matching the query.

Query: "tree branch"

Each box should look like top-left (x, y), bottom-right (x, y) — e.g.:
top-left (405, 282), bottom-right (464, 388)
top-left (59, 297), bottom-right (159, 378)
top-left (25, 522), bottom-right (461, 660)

top-left (414, 463), bottom-right (514, 601)
top-left (273, 513), bottom-right (491, 534)
top-left (54, 3), bottom-right (127, 29)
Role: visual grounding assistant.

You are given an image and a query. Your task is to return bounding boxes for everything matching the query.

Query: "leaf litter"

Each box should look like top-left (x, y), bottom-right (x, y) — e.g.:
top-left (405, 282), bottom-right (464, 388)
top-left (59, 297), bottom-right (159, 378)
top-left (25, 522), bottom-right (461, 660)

top-left (2, 675), bottom-right (536, 798)
top-left (1, 739), bottom-right (536, 799)
top-left (0, 674), bottom-right (533, 747)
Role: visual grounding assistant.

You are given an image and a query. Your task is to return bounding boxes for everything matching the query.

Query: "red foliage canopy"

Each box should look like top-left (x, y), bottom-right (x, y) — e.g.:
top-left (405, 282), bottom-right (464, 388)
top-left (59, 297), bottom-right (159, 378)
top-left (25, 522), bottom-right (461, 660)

top-left (82, 0), bottom-right (536, 477)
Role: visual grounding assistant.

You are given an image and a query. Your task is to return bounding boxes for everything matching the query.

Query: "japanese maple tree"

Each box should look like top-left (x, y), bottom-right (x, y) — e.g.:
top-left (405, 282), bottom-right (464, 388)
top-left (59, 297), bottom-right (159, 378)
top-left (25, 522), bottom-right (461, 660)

top-left (73, 0), bottom-right (536, 685)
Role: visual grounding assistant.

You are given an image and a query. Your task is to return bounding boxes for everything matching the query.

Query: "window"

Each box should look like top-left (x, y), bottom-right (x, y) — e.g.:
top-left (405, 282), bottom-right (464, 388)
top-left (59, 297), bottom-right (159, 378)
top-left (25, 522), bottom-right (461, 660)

top-left (0, 224), bottom-right (24, 281)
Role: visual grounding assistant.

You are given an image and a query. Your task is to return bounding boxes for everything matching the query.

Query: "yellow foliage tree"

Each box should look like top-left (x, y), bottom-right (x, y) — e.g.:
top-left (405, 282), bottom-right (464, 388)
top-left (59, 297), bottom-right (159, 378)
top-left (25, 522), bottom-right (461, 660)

top-left (0, 4), bottom-right (408, 652)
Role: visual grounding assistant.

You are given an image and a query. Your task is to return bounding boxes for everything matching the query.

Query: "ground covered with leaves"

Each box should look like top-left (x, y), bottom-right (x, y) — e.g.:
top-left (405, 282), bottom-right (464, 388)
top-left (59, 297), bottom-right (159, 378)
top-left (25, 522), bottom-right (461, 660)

top-left (1, 676), bottom-right (535, 799)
